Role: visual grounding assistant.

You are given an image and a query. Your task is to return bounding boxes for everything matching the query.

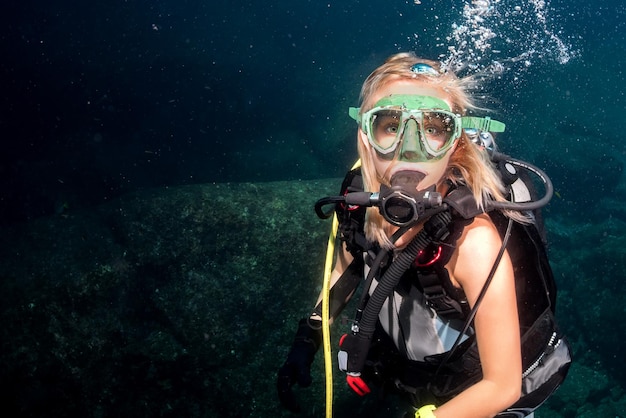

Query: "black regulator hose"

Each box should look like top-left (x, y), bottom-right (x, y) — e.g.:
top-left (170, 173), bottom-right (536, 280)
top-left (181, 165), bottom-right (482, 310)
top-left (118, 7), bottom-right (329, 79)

top-left (315, 196), bottom-right (344, 219)
top-left (357, 209), bottom-right (452, 337)
top-left (316, 155), bottom-right (553, 222)
top-left (488, 154), bottom-right (554, 212)
top-left (342, 208), bottom-right (452, 375)
top-left (315, 192), bottom-right (374, 219)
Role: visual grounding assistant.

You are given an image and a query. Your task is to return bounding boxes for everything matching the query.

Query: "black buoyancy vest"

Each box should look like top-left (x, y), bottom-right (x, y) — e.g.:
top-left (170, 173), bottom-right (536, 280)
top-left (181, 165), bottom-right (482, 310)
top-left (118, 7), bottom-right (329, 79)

top-left (335, 167), bottom-right (560, 376)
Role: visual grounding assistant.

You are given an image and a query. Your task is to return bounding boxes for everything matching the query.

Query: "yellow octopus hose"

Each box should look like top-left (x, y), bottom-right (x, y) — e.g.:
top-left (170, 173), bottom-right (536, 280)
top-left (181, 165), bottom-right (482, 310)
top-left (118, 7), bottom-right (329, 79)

top-left (322, 159), bottom-right (360, 418)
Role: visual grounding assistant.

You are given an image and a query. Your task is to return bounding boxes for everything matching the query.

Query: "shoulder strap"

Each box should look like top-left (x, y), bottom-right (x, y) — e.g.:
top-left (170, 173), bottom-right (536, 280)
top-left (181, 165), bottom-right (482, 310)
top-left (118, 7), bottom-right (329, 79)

top-left (414, 215), bottom-right (473, 318)
top-left (443, 186), bottom-right (483, 219)
top-left (414, 184), bottom-right (476, 318)
top-left (335, 167), bottom-right (369, 256)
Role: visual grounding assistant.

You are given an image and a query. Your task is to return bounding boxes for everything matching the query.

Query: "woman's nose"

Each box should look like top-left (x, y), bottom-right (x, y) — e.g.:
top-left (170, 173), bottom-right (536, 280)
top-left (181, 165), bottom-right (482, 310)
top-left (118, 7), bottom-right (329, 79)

top-left (399, 119), bottom-right (423, 162)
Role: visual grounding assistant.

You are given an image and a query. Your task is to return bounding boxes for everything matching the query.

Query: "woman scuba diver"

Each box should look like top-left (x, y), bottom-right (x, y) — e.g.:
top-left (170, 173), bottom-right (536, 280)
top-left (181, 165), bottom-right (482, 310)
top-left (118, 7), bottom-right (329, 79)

top-left (277, 52), bottom-right (570, 418)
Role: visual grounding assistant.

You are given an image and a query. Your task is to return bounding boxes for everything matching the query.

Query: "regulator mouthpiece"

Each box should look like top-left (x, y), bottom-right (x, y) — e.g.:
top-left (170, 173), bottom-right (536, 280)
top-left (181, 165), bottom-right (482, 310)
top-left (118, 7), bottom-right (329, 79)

top-left (314, 171), bottom-right (444, 225)
top-left (390, 170), bottom-right (425, 190)
top-left (379, 171), bottom-right (442, 227)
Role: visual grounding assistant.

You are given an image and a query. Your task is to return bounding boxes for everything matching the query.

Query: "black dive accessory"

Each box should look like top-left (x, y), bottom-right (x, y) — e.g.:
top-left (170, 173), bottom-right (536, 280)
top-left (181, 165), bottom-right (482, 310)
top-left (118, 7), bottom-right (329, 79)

top-left (315, 156), bottom-right (553, 225)
top-left (316, 171), bottom-right (443, 227)
top-left (277, 318), bottom-right (322, 413)
top-left (338, 210), bottom-right (453, 395)
top-left (314, 154), bottom-right (555, 398)
top-left (489, 153), bottom-right (554, 212)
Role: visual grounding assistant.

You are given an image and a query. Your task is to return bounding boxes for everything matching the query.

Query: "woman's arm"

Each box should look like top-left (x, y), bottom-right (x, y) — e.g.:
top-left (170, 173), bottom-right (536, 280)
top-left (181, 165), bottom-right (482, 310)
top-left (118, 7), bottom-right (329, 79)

top-left (435, 214), bottom-right (522, 418)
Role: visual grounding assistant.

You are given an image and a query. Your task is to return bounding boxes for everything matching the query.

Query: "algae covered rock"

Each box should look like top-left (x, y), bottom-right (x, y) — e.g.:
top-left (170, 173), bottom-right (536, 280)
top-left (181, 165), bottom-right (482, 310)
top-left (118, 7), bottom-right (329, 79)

top-left (0, 179), bottom-right (340, 417)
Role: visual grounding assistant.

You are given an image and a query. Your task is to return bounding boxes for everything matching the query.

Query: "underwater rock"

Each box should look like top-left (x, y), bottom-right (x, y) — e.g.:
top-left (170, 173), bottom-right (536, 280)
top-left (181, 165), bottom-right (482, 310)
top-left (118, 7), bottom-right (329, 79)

top-left (0, 179), bottom-right (340, 417)
top-left (0, 178), bottom-right (623, 417)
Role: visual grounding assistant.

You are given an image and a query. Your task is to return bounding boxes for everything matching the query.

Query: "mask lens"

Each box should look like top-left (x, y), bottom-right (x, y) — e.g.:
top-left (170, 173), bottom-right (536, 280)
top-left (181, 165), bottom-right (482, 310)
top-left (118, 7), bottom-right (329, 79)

top-left (422, 112), bottom-right (457, 153)
top-left (364, 106), bottom-right (460, 158)
top-left (370, 109), bottom-right (402, 151)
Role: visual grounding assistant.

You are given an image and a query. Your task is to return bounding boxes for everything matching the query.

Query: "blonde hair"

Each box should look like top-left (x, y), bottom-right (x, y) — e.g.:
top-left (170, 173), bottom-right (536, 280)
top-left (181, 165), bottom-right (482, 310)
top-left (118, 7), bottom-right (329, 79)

top-left (356, 52), bottom-right (524, 248)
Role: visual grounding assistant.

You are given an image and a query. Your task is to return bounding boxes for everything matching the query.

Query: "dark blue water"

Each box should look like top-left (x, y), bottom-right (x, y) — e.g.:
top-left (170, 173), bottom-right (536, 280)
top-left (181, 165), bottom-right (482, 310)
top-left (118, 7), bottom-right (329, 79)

top-left (3, 0), bottom-right (622, 225)
top-left (1, 1), bottom-right (626, 417)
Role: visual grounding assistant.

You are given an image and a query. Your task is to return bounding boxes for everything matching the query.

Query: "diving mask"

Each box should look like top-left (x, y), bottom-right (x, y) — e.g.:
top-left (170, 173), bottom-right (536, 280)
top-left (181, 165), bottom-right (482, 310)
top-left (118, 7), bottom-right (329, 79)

top-left (349, 95), bottom-right (506, 162)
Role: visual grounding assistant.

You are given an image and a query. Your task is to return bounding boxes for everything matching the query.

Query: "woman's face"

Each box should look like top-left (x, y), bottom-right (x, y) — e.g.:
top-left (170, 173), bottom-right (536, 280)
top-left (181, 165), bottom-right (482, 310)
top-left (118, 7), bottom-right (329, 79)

top-left (359, 79), bottom-right (458, 191)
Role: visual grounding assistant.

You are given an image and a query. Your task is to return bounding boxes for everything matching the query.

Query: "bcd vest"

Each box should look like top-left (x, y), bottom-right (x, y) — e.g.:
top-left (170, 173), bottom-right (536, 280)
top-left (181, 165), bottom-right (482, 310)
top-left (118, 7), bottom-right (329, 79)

top-left (334, 167), bottom-right (571, 416)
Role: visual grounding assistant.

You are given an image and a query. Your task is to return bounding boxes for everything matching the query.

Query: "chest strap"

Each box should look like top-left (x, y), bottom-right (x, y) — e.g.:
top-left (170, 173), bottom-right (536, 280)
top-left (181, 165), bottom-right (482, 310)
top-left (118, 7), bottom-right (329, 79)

top-left (413, 211), bottom-right (473, 318)
top-left (417, 268), bottom-right (468, 318)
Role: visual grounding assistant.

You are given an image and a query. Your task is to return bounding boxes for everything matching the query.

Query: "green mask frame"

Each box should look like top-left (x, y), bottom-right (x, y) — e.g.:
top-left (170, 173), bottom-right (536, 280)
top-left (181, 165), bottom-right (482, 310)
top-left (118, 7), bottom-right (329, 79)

top-left (349, 95), bottom-right (505, 161)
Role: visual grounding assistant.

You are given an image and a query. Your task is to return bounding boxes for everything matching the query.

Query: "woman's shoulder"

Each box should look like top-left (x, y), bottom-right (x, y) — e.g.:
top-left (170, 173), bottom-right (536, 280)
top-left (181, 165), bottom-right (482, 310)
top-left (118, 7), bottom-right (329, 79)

top-left (450, 213), bottom-right (508, 286)
top-left (458, 213), bottom-right (500, 244)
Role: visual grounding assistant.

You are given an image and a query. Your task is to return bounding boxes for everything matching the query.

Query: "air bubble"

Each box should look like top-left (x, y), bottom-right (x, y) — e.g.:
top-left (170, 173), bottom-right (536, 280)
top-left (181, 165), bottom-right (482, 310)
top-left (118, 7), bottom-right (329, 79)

top-left (428, 0), bottom-right (577, 78)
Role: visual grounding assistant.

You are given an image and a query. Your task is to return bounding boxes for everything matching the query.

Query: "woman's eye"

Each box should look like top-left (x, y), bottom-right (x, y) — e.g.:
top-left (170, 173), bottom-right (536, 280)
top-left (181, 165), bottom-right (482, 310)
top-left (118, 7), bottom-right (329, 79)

top-left (374, 114), bottom-right (400, 137)
top-left (385, 124), bottom-right (399, 134)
